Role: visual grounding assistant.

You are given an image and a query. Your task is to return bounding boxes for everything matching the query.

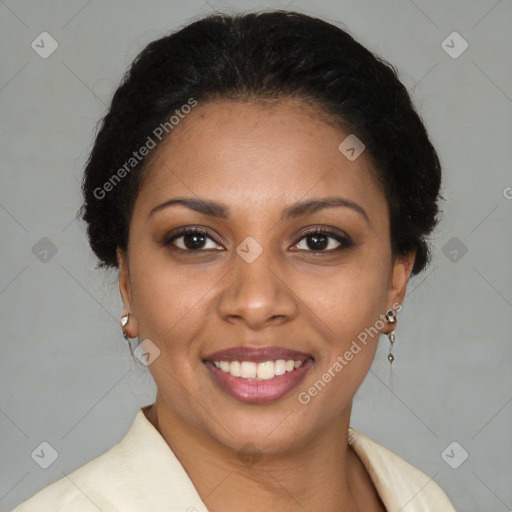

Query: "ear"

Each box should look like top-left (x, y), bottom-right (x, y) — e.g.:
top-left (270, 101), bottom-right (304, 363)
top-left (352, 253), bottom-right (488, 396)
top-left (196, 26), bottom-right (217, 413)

top-left (117, 247), bottom-right (139, 338)
top-left (383, 250), bottom-right (416, 333)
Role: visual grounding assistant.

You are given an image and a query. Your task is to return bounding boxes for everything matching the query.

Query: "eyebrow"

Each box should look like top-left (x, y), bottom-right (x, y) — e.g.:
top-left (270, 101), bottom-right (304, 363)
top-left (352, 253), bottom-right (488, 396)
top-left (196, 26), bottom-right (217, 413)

top-left (149, 196), bottom-right (370, 225)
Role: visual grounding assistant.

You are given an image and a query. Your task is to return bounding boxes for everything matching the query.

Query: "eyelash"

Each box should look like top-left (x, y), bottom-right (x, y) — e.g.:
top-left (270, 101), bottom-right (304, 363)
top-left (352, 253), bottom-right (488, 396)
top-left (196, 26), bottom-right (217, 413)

top-left (162, 226), bottom-right (353, 253)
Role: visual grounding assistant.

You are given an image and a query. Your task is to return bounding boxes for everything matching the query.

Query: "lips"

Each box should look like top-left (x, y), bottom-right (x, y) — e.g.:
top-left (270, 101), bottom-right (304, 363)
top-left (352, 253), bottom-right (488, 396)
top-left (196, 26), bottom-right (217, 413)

top-left (202, 345), bottom-right (315, 404)
top-left (203, 346), bottom-right (313, 364)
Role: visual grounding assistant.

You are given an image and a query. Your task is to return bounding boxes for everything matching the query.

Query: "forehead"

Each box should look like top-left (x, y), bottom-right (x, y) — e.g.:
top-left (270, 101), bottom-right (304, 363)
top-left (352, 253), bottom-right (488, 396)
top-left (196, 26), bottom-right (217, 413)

top-left (136, 99), bottom-right (386, 220)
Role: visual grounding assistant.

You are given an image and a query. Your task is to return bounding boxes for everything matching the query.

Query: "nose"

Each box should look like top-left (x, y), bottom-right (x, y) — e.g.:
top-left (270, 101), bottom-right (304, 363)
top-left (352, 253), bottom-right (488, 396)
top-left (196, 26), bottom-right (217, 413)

top-left (217, 248), bottom-right (299, 330)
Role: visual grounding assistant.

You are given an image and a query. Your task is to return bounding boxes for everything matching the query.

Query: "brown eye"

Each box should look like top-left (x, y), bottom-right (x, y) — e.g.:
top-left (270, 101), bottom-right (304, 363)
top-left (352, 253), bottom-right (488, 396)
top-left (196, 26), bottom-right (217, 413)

top-left (163, 228), bottom-right (224, 251)
top-left (292, 229), bottom-right (353, 252)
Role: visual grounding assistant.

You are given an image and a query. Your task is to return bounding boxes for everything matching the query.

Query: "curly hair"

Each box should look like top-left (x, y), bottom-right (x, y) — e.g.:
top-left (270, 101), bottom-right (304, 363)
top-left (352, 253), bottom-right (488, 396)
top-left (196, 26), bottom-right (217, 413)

top-left (80, 10), bottom-right (442, 275)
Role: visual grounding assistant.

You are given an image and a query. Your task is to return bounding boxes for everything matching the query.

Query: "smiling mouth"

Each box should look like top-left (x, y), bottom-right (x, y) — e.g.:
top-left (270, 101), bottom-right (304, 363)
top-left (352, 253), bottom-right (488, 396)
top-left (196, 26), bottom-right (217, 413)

top-left (207, 358), bottom-right (313, 380)
top-left (202, 346), bottom-right (315, 403)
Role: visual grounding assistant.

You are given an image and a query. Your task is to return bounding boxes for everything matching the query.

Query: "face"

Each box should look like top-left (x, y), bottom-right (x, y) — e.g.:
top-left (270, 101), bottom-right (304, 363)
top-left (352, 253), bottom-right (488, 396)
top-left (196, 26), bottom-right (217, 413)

top-left (118, 99), bottom-right (414, 454)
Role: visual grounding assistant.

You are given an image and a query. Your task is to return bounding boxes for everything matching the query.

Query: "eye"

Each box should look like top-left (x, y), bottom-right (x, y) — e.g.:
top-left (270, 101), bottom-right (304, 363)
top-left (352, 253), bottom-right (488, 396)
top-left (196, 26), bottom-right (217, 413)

top-left (163, 227), bottom-right (224, 251)
top-left (292, 228), bottom-right (353, 252)
top-left (162, 227), bottom-right (353, 253)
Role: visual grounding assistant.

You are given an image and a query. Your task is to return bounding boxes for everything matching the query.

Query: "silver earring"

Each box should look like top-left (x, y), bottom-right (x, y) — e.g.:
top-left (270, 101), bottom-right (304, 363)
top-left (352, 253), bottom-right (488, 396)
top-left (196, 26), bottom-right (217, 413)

top-left (385, 310), bottom-right (397, 364)
top-left (121, 313), bottom-right (129, 340)
top-left (387, 331), bottom-right (395, 364)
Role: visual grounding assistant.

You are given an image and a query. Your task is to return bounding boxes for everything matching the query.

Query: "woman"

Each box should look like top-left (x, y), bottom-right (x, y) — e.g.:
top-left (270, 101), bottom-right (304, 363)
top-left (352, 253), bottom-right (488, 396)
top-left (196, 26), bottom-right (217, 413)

top-left (12, 10), bottom-right (456, 512)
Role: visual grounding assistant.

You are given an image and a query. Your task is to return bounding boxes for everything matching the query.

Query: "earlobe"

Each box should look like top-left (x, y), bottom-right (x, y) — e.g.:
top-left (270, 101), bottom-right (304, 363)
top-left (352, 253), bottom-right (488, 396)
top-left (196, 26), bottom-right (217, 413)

top-left (381, 252), bottom-right (415, 364)
top-left (117, 247), bottom-right (139, 338)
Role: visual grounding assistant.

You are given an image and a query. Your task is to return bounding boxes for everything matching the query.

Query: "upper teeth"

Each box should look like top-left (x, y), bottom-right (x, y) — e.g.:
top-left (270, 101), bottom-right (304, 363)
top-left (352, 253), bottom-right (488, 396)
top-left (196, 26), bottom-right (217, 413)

top-left (213, 359), bottom-right (305, 380)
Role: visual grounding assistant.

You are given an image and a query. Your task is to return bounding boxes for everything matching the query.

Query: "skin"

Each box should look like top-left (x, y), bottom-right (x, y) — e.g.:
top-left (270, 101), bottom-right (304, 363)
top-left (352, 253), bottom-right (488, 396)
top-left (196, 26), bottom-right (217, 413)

top-left (118, 98), bottom-right (415, 512)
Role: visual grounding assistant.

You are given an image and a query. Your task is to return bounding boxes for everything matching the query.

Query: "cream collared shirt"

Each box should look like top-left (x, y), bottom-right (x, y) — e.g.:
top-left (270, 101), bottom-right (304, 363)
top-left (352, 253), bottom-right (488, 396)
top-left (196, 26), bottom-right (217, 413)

top-left (12, 409), bottom-right (456, 511)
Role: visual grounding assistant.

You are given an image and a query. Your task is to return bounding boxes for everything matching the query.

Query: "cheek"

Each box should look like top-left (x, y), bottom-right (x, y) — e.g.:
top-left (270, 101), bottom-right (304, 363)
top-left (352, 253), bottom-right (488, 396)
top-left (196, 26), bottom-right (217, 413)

top-left (130, 257), bottom-right (217, 346)
top-left (298, 260), bottom-right (391, 341)
top-left (298, 269), bottom-right (390, 415)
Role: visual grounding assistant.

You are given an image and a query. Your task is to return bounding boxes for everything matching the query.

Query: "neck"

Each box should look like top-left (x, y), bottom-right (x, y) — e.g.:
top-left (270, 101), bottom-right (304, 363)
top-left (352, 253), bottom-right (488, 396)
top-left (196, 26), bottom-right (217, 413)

top-left (143, 396), bottom-right (362, 512)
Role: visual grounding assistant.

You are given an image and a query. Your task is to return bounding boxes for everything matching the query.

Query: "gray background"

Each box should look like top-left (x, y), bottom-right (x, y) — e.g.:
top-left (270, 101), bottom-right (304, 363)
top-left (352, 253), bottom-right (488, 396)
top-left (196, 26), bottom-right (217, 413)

top-left (1, 0), bottom-right (511, 511)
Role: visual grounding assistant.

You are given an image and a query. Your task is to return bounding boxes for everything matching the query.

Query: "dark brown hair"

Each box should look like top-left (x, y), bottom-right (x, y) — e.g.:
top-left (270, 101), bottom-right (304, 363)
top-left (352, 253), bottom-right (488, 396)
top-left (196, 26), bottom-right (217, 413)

top-left (80, 10), bottom-right (442, 275)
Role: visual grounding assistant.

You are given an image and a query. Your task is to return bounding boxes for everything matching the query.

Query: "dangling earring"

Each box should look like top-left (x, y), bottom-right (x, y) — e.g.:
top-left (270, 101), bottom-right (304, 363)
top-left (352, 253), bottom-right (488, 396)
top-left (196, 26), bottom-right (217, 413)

top-left (385, 310), bottom-right (397, 364)
top-left (121, 313), bottom-right (129, 340)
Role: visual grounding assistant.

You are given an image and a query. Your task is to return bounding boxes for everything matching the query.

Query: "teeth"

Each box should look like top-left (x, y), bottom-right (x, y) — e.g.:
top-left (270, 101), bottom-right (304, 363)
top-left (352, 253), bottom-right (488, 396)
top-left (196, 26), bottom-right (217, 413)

top-left (230, 360), bottom-right (241, 377)
top-left (212, 359), bottom-right (307, 379)
top-left (274, 359), bottom-right (286, 376)
top-left (241, 361), bottom-right (257, 378)
top-left (257, 361), bottom-right (274, 380)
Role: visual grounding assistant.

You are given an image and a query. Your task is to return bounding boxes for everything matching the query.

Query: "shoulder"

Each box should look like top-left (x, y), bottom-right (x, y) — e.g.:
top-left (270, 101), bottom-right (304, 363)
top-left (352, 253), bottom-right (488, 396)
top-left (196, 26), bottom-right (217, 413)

top-left (11, 434), bottom-right (133, 512)
top-left (348, 427), bottom-right (456, 512)
top-left (11, 409), bottom-right (209, 512)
